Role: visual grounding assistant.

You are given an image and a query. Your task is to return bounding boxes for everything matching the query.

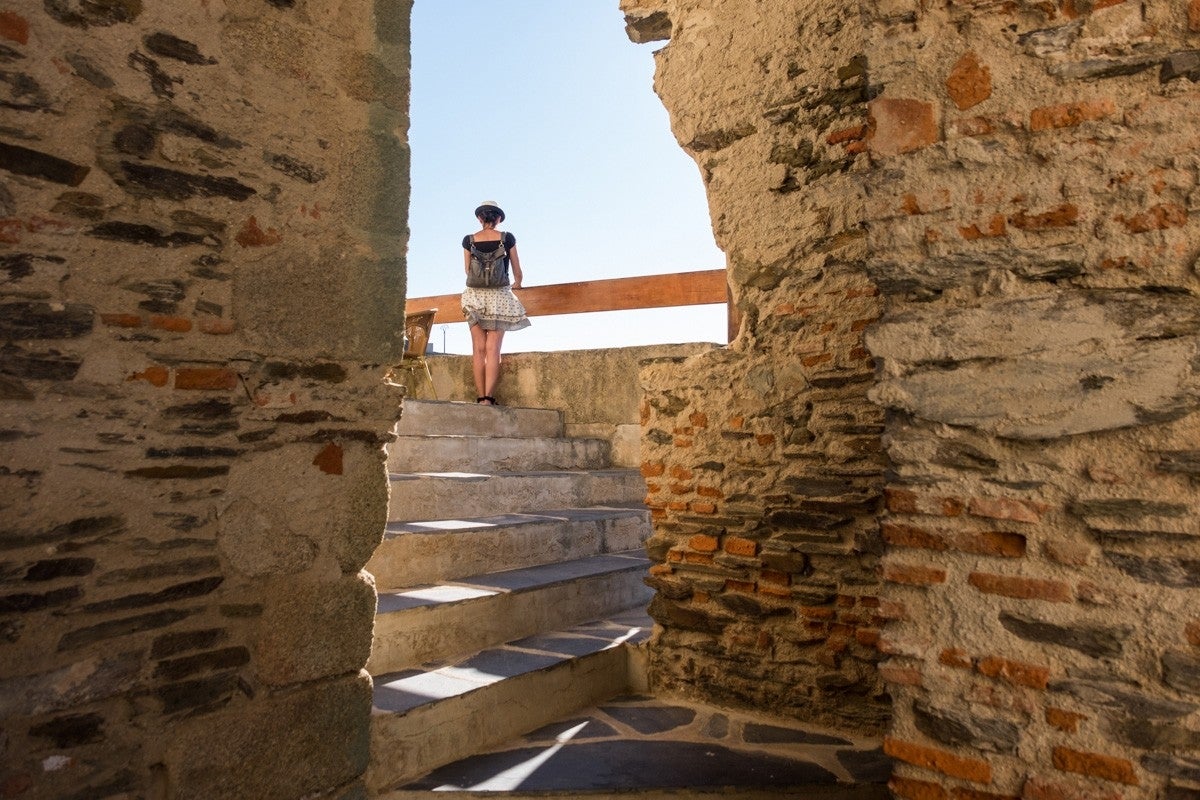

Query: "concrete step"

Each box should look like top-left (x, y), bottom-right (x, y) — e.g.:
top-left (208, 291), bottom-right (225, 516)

top-left (381, 692), bottom-right (891, 799)
top-left (367, 608), bottom-right (652, 794)
top-left (387, 434), bottom-right (612, 474)
top-left (367, 550), bottom-right (653, 676)
top-left (387, 469), bottom-right (647, 524)
top-left (367, 507), bottom-right (651, 591)
top-left (397, 399), bottom-right (563, 439)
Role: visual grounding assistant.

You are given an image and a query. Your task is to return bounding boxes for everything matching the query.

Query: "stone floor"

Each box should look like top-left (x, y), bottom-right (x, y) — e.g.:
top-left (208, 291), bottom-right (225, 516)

top-left (389, 693), bottom-right (891, 798)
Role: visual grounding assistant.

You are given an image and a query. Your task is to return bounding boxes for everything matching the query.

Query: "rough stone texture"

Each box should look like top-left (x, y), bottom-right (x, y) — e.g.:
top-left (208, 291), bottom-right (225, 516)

top-left (859, 1), bottom-right (1200, 798)
top-left (629, 0), bottom-right (889, 734)
top-left (0, 1), bottom-right (408, 797)
top-left (629, 0), bottom-right (1200, 797)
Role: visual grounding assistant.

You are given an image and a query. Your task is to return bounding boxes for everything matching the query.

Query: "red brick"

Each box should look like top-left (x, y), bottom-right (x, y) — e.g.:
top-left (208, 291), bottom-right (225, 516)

top-left (1046, 707), bottom-right (1086, 733)
top-left (723, 537), bottom-right (757, 557)
top-left (801, 353), bottom-right (833, 367)
top-left (199, 317), bottom-right (237, 335)
top-left (892, 776), bottom-right (953, 800)
top-left (689, 534), bottom-right (719, 552)
top-left (727, 416), bottom-right (744, 429)
top-left (946, 51), bottom-right (992, 110)
top-left (949, 116), bottom-right (997, 138)
top-left (1029, 98), bottom-right (1116, 131)
top-left (696, 485), bottom-right (723, 498)
top-left (884, 563), bottom-right (947, 586)
top-left (149, 315), bottom-right (193, 332)
top-left (1051, 747), bottom-right (1138, 786)
top-left (940, 648), bottom-right (973, 669)
top-left (681, 551), bottom-right (714, 565)
top-left (855, 628), bottom-right (880, 647)
top-left (827, 123), bottom-right (867, 145)
top-left (849, 346), bottom-right (872, 361)
top-left (101, 313), bottom-right (143, 328)
top-left (689, 411), bottom-right (708, 428)
top-left (1190, 0), bottom-right (1200, 32)
top-left (968, 572), bottom-right (1072, 602)
top-left (235, 215), bottom-right (282, 247)
top-left (673, 437), bottom-right (692, 447)
top-left (1186, 620), bottom-right (1200, 647)
top-left (800, 606), bottom-right (837, 620)
top-left (886, 488), bottom-right (965, 517)
top-left (757, 583), bottom-right (792, 598)
top-left (883, 737), bottom-right (993, 784)
top-left (128, 366), bottom-right (169, 387)
top-left (959, 214), bottom-right (1007, 240)
top-left (882, 521), bottom-right (949, 551)
top-left (759, 569), bottom-right (789, 586)
top-left (666, 549), bottom-right (684, 563)
top-left (879, 662), bottom-right (924, 687)
top-left (976, 656), bottom-right (1050, 689)
top-left (851, 316), bottom-right (880, 331)
top-left (669, 465), bottom-right (693, 480)
top-left (174, 368), bottom-right (239, 391)
top-left (640, 461), bottom-right (666, 478)
top-left (669, 482), bottom-right (693, 495)
top-left (312, 442), bottom-right (343, 475)
top-left (1117, 202), bottom-right (1187, 233)
top-left (1009, 204), bottom-right (1079, 231)
top-left (869, 97), bottom-right (940, 156)
top-left (724, 578), bottom-right (755, 593)
top-left (688, 501), bottom-right (716, 514)
top-left (644, 483), bottom-right (661, 496)
top-left (0, 11), bottom-right (29, 44)
top-left (648, 563), bottom-right (673, 576)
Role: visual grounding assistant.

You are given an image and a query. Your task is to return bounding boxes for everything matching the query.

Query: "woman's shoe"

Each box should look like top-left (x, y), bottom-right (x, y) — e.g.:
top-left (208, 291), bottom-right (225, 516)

top-left (483, 396), bottom-right (498, 406)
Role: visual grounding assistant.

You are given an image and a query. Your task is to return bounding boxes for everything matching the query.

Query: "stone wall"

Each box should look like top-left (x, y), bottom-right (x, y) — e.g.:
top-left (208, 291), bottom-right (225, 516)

top-left (623, 0), bottom-right (891, 733)
top-left (424, 343), bottom-right (714, 466)
top-left (628, 0), bottom-right (1200, 796)
top-left (0, 1), bottom-right (408, 798)
top-left (862, 2), bottom-right (1200, 798)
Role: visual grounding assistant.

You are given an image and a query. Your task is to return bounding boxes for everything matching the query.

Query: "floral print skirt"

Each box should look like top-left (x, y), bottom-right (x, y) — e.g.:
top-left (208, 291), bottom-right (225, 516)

top-left (461, 286), bottom-right (531, 332)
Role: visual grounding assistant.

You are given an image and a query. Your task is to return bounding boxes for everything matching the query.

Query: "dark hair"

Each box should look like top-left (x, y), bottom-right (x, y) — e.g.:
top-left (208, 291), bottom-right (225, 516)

top-left (476, 207), bottom-right (503, 225)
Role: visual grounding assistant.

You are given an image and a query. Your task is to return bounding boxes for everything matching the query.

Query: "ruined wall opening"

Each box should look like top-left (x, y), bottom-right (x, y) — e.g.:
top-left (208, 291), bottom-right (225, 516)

top-left (404, 1), bottom-right (727, 355)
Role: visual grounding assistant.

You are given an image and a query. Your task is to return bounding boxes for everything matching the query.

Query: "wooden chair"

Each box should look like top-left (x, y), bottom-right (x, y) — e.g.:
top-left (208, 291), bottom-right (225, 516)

top-left (388, 308), bottom-right (438, 399)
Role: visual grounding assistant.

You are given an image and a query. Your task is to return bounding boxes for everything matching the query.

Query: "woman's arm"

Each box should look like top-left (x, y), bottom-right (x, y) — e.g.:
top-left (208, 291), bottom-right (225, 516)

top-left (463, 246), bottom-right (472, 275)
top-left (508, 243), bottom-right (522, 289)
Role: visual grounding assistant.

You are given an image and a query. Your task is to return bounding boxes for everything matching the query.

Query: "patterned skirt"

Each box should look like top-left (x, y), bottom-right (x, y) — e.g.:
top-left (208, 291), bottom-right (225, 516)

top-left (461, 286), bottom-right (531, 332)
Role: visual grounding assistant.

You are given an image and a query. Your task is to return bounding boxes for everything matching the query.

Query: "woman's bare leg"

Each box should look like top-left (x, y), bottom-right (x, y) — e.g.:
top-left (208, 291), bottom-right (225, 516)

top-left (483, 329), bottom-right (505, 400)
top-left (469, 324), bottom-right (488, 400)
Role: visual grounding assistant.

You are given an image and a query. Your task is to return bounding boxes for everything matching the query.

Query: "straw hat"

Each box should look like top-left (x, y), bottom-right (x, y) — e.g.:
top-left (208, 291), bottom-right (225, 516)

top-left (474, 200), bottom-right (505, 222)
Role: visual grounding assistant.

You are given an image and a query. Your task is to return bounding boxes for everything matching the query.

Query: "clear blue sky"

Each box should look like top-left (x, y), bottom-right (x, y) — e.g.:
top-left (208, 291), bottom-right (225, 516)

top-left (407, 1), bottom-right (727, 354)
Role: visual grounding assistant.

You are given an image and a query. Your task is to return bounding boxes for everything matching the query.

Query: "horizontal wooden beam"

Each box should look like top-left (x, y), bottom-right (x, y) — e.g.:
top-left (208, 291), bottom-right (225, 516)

top-left (406, 269), bottom-right (728, 325)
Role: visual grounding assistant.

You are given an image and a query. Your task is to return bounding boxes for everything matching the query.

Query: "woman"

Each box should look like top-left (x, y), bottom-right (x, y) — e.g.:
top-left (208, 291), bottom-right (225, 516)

top-left (461, 201), bottom-right (529, 405)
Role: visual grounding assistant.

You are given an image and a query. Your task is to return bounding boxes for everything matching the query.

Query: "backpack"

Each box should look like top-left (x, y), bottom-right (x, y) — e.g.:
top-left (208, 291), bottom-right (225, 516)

top-left (465, 233), bottom-right (510, 288)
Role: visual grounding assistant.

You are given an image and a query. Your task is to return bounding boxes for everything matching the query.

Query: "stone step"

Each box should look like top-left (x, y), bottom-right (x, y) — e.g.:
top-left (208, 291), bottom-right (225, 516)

top-left (367, 550), bottom-right (653, 676)
top-left (387, 469), bottom-right (646, 523)
top-left (367, 608), bottom-right (652, 794)
top-left (367, 506), bottom-right (651, 591)
top-left (387, 433), bottom-right (612, 474)
top-left (397, 399), bottom-right (563, 439)
top-left (381, 691), bottom-right (891, 799)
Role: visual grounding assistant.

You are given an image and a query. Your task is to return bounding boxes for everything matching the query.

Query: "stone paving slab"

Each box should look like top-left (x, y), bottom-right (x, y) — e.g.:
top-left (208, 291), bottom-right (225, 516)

top-left (398, 695), bottom-right (891, 795)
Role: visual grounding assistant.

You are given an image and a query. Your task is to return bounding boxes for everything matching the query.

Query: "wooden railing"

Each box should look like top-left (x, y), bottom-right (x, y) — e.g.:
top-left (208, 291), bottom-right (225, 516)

top-left (405, 268), bottom-right (737, 341)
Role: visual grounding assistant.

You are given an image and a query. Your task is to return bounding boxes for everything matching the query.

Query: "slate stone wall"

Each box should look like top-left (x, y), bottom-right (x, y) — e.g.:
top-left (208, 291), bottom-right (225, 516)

top-left (0, 1), bottom-right (409, 797)
top-left (624, 0), bottom-right (891, 734)
top-left (863, 2), bottom-right (1200, 798)
top-left (626, 3), bottom-right (1200, 795)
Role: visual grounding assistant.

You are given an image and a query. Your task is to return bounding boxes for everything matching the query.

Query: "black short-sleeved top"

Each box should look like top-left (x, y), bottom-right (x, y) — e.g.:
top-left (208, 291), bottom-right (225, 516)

top-left (463, 232), bottom-right (516, 257)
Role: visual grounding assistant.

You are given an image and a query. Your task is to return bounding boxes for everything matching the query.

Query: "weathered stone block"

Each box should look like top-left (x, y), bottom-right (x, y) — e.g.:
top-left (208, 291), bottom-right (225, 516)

top-left (254, 573), bottom-right (375, 686)
top-left (165, 673), bottom-right (371, 800)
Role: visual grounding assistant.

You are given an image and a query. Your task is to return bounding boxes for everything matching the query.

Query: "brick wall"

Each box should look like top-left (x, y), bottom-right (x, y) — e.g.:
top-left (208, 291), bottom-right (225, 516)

top-left (0, 1), bottom-right (408, 797)
top-left (628, 2), bottom-right (1199, 793)
top-left (626, 0), bottom-right (891, 732)
top-left (864, 1), bottom-right (1200, 797)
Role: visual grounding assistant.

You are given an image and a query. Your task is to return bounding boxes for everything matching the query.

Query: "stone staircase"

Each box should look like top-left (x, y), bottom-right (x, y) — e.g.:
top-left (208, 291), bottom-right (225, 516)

top-left (365, 399), bottom-right (655, 794)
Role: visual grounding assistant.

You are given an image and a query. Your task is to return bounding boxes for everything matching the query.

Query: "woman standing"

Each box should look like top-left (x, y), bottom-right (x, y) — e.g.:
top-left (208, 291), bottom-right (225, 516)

top-left (461, 201), bottom-right (529, 405)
